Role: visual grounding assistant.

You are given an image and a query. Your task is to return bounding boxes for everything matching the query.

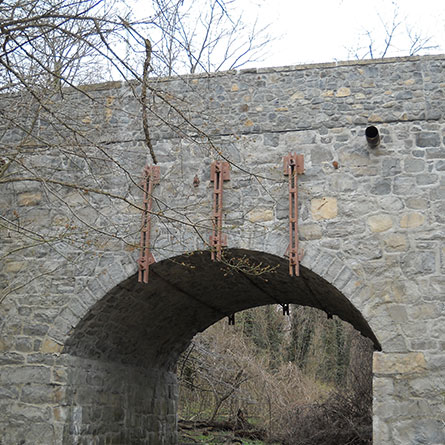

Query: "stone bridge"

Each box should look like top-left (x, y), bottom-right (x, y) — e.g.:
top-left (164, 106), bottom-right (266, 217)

top-left (1, 55), bottom-right (444, 444)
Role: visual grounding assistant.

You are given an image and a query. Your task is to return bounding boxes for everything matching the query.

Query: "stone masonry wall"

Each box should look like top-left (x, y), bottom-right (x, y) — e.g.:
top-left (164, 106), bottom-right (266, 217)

top-left (0, 55), bottom-right (444, 444)
top-left (63, 356), bottom-right (177, 445)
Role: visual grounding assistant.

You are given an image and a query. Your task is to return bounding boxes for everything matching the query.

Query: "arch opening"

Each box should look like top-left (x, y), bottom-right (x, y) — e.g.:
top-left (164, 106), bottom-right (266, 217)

top-left (176, 303), bottom-right (374, 444)
top-left (62, 248), bottom-right (380, 444)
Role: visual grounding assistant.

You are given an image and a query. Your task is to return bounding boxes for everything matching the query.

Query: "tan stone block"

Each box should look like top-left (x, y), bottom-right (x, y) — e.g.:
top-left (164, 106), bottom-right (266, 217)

top-left (369, 113), bottom-right (383, 122)
top-left (373, 352), bottom-right (427, 375)
top-left (290, 91), bottom-right (304, 100)
top-left (368, 215), bottom-right (393, 232)
top-left (247, 209), bottom-right (273, 223)
top-left (362, 80), bottom-right (375, 88)
top-left (384, 234), bottom-right (407, 251)
top-left (5, 261), bottom-right (24, 272)
top-left (404, 79), bottom-right (415, 86)
top-left (400, 212), bottom-right (425, 228)
top-left (231, 84), bottom-right (239, 92)
top-left (105, 96), bottom-right (115, 122)
top-left (311, 197), bottom-right (337, 220)
top-left (322, 90), bottom-right (334, 97)
top-left (336, 87), bottom-right (351, 97)
top-left (41, 337), bottom-right (63, 354)
top-left (18, 192), bottom-right (42, 206)
top-left (244, 119), bottom-right (254, 127)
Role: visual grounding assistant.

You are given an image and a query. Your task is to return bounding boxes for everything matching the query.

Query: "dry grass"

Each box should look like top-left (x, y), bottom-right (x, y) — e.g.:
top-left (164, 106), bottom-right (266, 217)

top-left (177, 305), bottom-right (373, 444)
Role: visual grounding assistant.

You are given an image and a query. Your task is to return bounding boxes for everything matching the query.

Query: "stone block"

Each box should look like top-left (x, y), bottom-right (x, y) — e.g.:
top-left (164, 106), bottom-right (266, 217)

top-left (416, 132), bottom-right (441, 147)
top-left (370, 179), bottom-right (391, 195)
top-left (5, 261), bottom-right (24, 273)
top-left (401, 251), bottom-right (436, 275)
top-left (405, 197), bottom-right (428, 209)
top-left (310, 197), bottom-right (337, 220)
top-left (247, 208), bottom-right (274, 223)
top-left (20, 383), bottom-right (61, 404)
top-left (426, 148), bottom-right (445, 159)
top-left (393, 176), bottom-right (416, 195)
top-left (386, 304), bottom-right (408, 323)
top-left (0, 366), bottom-right (51, 384)
top-left (0, 352), bottom-right (25, 365)
top-left (400, 212), bottom-right (425, 228)
top-left (373, 352), bottom-right (427, 375)
top-left (335, 87), bottom-right (351, 97)
top-left (18, 192), bottom-right (42, 206)
top-left (41, 337), bottom-right (63, 354)
top-left (299, 224), bottom-right (322, 240)
top-left (368, 214), bottom-right (393, 232)
top-left (404, 158), bottom-right (425, 173)
top-left (383, 234), bottom-right (407, 251)
top-left (416, 173), bottom-right (438, 185)
top-left (382, 158), bottom-right (402, 176)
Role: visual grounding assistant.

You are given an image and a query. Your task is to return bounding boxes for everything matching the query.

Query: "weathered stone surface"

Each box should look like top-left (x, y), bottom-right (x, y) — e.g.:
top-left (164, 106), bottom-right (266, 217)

top-left (335, 87), bottom-right (351, 97)
top-left (416, 132), bottom-right (441, 147)
top-left (299, 224), bottom-right (322, 240)
top-left (18, 192), bottom-right (42, 206)
top-left (400, 212), bottom-right (425, 228)
top-left (368, 215), bottom-right (393, 232)
top-left (383, 234), bottom-right (408, 251)
top-left (247, 208), bottom-right (274, 222)
top-left (41, 338), bottom-right (63, 354)
top-left (373, 352), bottom-right (427, 375)
top-left (310, 197), bottom-right (338, 220)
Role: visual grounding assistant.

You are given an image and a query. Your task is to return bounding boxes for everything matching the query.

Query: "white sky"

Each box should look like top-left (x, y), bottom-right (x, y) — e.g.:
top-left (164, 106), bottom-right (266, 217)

top-left (242, 0), bottom-right (445, 67)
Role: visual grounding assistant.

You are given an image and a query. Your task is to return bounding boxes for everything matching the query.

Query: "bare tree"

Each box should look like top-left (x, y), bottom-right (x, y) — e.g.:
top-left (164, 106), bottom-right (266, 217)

top-left (0, 0), bottom-right (273, 301)
top-left (347, 1), bottom-right (439, 60)
top-left (148, 0), bottom-right (272, 75)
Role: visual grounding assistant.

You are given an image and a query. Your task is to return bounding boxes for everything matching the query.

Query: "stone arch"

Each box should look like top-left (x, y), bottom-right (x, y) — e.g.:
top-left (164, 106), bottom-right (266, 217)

top-left (45, 246), bottom-right (381, 356)
top-left (58, 248), bottom-right (379, 444)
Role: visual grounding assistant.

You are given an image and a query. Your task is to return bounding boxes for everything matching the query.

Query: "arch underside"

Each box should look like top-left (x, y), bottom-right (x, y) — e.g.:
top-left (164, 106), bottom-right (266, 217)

top-left (65, 249), bottom-right (380, 371)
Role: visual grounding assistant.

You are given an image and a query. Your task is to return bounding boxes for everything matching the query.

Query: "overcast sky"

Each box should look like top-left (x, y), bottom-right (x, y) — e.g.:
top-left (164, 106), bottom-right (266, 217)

top-left (241, 0), bottom-right (445, 67)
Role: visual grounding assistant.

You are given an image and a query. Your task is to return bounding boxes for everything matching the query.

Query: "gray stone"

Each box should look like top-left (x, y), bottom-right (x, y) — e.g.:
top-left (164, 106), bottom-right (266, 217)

top-left (416, 174), bottom-right (438, 186)
top-left (404, 159), bottom-right (425, 173)
top-left (370, 179), bottom-right (391, 195)
top-left (382, 158), bottom-right (402, 176)
top-left (416, 132), bottom-right (441, 147)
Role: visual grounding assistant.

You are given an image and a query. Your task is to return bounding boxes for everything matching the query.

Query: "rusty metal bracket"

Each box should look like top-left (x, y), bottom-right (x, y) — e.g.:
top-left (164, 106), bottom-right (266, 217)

top-left (137, 165), bottom-right (160, 283)
top-left (210, 161), bottom-right (230, 261)
top-left (283, 153), bottom-right (304, 276)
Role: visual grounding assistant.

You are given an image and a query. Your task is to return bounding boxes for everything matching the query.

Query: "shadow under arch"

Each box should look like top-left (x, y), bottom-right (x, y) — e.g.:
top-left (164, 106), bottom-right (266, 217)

top-left (65, 248), bottom-right (381, 372)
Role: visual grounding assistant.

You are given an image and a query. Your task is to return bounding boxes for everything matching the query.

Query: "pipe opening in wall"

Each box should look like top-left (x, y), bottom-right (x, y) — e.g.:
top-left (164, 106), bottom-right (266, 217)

top-left (365, 126), bottom-right (380, 148)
